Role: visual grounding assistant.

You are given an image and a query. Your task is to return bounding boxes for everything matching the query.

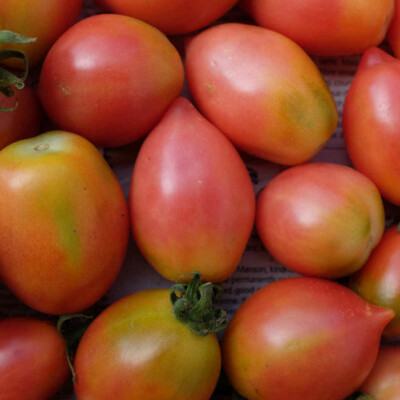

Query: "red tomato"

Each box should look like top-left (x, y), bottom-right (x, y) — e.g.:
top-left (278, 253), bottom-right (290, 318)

top-left (130, 97), bottom-right (255, 282)
top-left (74, 289), bottom-right (221, 400)
top-left (185, 23), bottom-right (338, 165)
top-left (388, 0), bottom-right (400, 58)
top-left (359, 346), bottom-right (400, 399)
top-left (94, 0), bottom-right (238, 35)
top-left (256, 163), bottom-right (385, 279)
top-left (349, 226), bottom-right (400, 337)
top-left (0, 131), bottom-right (129, 314)
top-left (38, 14), bottom-right (184, 148)
top-left (0, 86), bottom-right (41, 150)
top-left (222, 277), bottom-right (394, 400)
top-left (343, 47), bottom-right (400, 206)
top-left (0, 317), bottom-right (69, 400)
top-left (241, 0), bottom-right (394, 56)
top-left (0, 0), bottom-right (83, 68)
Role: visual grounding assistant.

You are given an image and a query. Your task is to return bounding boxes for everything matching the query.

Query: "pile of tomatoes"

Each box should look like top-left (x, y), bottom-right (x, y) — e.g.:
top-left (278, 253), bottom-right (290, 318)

top-left (1, 0), bottom-right (400, 399)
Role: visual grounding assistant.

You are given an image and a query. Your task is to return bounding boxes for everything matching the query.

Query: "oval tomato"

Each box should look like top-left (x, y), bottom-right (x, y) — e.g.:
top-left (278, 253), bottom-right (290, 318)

top-left (359, 346), bottom-right (400, 399)
top-left (94, 0), bottom-right (238, 35)
top-left (38, 14), bottom-right (184, 148)
top-left (74, 288), bottom-right (221, 400)
top-left (255, 163), bottom-right (385, 279)
top-left (185, 23), bottom-right (338, 165)
top-left (343, 47), bottom-right (400, 206)
top-left (349, 226), bottom-right (400, 337)
top-left (222, 277), bottom-right (394, 400)
top-left (0, 0), bottom-right (83, 68)
top-left (0, 131), bottom-right (129, 314)
top-left (130, 97), bottom-right (255, 282)
top-left (0, 317), bottom-right (69, 400)
top-left (242, 0), bottom-right (394, 56)
top-left (0, 85), bottom-right (41, 150)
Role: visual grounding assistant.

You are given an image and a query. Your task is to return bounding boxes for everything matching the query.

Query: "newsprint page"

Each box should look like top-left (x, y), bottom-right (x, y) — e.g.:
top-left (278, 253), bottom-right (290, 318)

top-left (1, 1), bottom-right (399, 399)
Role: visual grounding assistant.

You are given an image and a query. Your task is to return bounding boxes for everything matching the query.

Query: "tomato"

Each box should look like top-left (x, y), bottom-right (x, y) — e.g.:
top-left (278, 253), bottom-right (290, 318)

top-left (358, 347), bottom-right (400, 399)
top-left (74, 288), bottom-right (221, 400)
top-left (388, 0), bottom-right (400, 58)
top-left (0, 85), bottom-right (41, 150)
top-left (94, 0), bottom-right (238, 35)
top-left (255, 163), bottom-right (385, 279)
top-left (0, 131), bottom-right (129, 314)
top-left (241, 0), bottom-right (394, 56)
top-left (0, 0), bottom-right (83, 68)
top-left (349, 226), bottom-right (400, 337)
top-left (185, 23), bottom-right (338, 166)
top-left (38, 14), bottom-right (184, 148)
top-left (222, 277), bottom-right (394, 400)
top-left (0, 317), bottom-right (69, 400)
top-left (130, 97), bottom-right (255, 282)
top-left (343, 47), bottom-right (400, 206)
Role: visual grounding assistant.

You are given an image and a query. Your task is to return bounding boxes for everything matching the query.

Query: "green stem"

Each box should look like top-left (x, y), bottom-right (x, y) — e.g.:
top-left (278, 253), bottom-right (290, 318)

top-left (170, 271), bottom-right (228, 336)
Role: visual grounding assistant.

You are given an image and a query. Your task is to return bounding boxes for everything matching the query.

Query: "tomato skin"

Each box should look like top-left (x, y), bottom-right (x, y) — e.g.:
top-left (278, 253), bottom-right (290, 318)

top-left (255, 163), bottom-right (385, 279)
top-left (74, 289), bottom-right (221, 400)
top-left (185, 23), bottom-right (337, 165)
top-left (343, 47), bottom-right (400, 206)
top-left (241, 0), bottom-right (394, 56)
top-left (359, 347), bottom-right (400, 399)
top-left (0, 0), bottom-right (83, 68)
top-left (0, 317), bottom-right (69, 400)
top-left (0, 131), bottom-right (129, 314)
top-left (0, 86), bottom-right (41, 150)
top-left (222, 277), bottom-right (394, 400)
top-left (349, 226), bottom-right (400, 337)
top-left (38, 14), bottom-right (184, 148)
top-left (94, 0), bottom-right (238, 35)
top-left (130, 97), bottom-right (255, 282)
top-left (388, 0), bottom-right (400, 58)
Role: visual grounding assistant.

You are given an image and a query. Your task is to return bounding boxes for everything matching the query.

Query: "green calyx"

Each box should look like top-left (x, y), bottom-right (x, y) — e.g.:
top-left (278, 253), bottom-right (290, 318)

top-left (0, 30), bottom-right (36, 111)
top-left (170, 271), bottom-right (228, 336)
top-left (346, 392), bottom-right (373, 400)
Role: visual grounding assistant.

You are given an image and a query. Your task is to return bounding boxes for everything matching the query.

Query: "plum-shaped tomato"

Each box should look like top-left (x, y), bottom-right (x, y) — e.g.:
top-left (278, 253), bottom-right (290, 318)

top-left (256, 163), bottom-right (385, 279)
top-left (185, 23), bottom-right (337, 165)
top-left (222, 277), bottom-right (394, 400)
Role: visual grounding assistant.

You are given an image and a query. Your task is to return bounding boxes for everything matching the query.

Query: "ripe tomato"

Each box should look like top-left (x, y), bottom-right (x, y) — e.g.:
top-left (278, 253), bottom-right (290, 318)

top-left (38, 14), bottom-right (184, 148)
top-left (343, 47), bottom-right (400, 206)
top-left (222, 277), bottom-right (394, 400)
top-left (241, 0), bottom-right (394, 56)
top-left (359, 347), bottom-right (400, 400)
top-left (130, 97), bottom-right (255, 282)
top-left (74, 288), bottom-right (221, 400)
top-left (0, 0), bottom-right (83, 68)
top-left (0, 131), bottom-right (129, 314)
top-left (0, 85), bottom-right (41, 150)
top-left (349, 226), bottom-right (400, 337)
top-left (256, 163), bottom-right (385, 279)
top-left (185, 23), bottom-right (338, 165)
top-left (388, 0), bottom-right (400, 58)
top-left (94, 0), bottom-right (238, 35)
top-left (0, 317), bottom-right (69, 400)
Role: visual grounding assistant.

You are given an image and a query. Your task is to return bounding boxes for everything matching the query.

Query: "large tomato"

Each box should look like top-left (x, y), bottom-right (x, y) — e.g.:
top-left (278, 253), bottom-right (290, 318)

top-left (130, 97), bottom-right (255, 282)
top-left (185, 23), bottom-right (338, 165)
top-left (349, 226), bottom-right (400, 337)
top-left (222, 277), bottom-right (394, 400)
top-left (74, 288), bottom-right (221, 400)
top-left (255, 163), bottom-right (385, 279)
top-left (0, 131), bottom-right (129, 314)
top-left (38, 14), bottom-right (184, 148)
top-left (343, 47), bottom-right (400, 206)
top-left (0, 85), bottom-right (41, 150)
top-left (94, 0), bottom-right (238, 35)
top-left (0, 317), bottom-right (69, 400)
top-left (241, 0), bottom-right (394, 56)
top-left (0, 0), bottom-right (83, 68)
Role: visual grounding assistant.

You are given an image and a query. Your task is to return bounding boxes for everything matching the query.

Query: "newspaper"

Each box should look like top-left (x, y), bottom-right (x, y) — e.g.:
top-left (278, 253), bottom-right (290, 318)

top-left (1, 0), bottom-right (399, 399)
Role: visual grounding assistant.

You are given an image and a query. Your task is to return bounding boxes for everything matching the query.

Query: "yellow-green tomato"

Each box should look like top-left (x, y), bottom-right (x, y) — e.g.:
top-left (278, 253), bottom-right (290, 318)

top-left (0, 131), bottom-right (129, 314)
top-left (74, 289), bottom-right (221, 400)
